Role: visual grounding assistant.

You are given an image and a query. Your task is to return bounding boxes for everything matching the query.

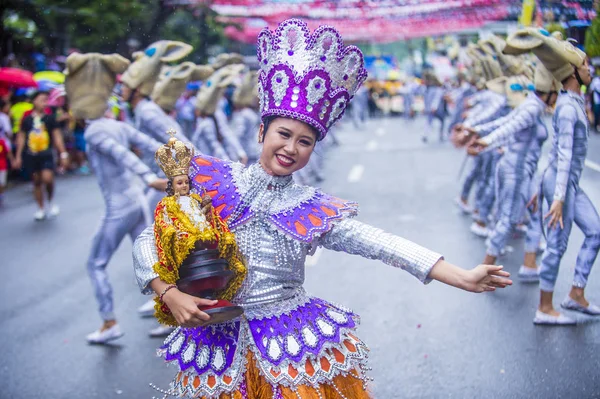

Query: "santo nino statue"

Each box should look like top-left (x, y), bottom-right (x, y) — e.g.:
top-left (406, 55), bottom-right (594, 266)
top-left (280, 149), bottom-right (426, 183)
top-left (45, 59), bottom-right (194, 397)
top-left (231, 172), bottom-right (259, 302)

top-left (152, 129), bottom-right (246, 326)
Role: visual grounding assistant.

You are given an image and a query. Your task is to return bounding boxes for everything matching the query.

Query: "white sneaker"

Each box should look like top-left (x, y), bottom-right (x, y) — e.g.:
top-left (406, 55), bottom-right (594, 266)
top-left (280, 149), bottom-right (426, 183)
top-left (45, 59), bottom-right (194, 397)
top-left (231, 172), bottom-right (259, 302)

top-left (470, 222), bottom-right (489, 238)
top-left (518, 266), bottom-right (540, 283)
top-left (138, 299), bottom-right (156, 318)
top-left (454, 197), bottom-right (472, 214)
top-left (533, 310), bottom-right (576, 325)
top-left (47, 204), bottom-right (60, 218)
top-left (149, 325), bottom-right (176, 338)
top-left (33, 208), bottom-right (46, 221)
top-left (86, 324), bottom-right (124, 344)
top-left (561, 298), bottom-right (600, 316)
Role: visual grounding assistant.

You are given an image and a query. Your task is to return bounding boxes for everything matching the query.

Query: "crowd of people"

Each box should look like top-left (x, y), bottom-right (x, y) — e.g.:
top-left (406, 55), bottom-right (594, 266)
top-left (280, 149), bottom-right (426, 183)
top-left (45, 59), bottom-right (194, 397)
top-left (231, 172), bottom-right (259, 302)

top-left (419, 29), bottom-right (600, 325)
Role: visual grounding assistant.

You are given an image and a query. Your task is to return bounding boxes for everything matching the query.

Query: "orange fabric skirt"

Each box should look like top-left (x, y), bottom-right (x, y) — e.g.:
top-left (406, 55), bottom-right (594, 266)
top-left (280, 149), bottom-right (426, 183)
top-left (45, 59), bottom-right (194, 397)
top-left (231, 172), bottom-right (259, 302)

top-left (177, 351), bottom-right (372, 399)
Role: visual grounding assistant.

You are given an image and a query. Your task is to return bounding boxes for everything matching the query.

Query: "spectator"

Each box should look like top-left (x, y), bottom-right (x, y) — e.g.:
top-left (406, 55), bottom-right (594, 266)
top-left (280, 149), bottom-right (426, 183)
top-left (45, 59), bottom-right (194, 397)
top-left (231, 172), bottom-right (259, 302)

top-left (12, 91), bottom-right (69, 220)
top-left (0, 98), bottom-right (12, 145)
top-left (0, 134), bottom-right (12, 206)
top-left (588, 69), bottom-right (600, 132)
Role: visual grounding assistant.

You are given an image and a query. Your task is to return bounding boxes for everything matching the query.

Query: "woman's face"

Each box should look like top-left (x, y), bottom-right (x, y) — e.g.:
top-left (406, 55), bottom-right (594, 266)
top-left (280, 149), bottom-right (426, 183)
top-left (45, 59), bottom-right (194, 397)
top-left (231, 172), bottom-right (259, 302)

top-left (172, 175), bottom-right (190, 196)
top-left (258, 117), bottom-right (317, 176)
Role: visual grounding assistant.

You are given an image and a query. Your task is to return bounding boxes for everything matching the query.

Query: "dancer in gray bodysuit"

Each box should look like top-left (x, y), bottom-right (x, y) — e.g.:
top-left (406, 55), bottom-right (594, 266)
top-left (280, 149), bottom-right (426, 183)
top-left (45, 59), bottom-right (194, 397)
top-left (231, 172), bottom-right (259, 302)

top-left (231, 70), bottom-right (261, 164)
top-left (505, 28), bottom-right (600, 325)
top-left (64, 52), bottom-right (168, 343)
top-left (468, 65), bottom-right (559, 283)
top-left (120, 40), bottom-right (194, 173)
top-left (192, 60), bottom-right (248, 163)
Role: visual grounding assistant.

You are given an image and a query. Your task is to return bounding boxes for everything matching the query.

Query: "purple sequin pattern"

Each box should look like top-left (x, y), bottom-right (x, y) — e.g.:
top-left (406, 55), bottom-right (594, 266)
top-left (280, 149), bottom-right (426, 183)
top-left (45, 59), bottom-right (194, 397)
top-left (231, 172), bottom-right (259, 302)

top-left (162, 322), bottom-right (241, 376)
top-left (189, 154), bottom-right (245, 223)
top-left (257, 19), bottom-right (368, 140)
top-left (271, 191), bottom-right (358, 243)
top-left (247, 298), bottom-right (358, 367)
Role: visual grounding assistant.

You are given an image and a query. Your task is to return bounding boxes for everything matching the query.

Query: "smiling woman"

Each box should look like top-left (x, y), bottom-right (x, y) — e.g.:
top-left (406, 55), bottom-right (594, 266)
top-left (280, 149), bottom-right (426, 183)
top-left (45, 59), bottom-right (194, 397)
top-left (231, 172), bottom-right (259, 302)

top-left (258, 117), bottom-right (317, 176)
top-left (132, 18), bottom-right (511, 399)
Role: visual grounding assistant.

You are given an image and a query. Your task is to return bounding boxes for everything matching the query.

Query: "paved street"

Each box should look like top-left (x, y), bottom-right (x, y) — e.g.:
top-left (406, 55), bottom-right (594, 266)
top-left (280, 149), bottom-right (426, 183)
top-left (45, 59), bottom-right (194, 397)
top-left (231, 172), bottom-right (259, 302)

top-left (1, 116), bottom-right (600, 399)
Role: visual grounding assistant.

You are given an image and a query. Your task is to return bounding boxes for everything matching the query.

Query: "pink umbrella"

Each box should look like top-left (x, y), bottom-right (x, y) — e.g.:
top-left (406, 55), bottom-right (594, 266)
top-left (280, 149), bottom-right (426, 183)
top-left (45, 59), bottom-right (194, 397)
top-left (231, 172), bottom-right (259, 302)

top-left (0, 68), bottom-right (39, 89)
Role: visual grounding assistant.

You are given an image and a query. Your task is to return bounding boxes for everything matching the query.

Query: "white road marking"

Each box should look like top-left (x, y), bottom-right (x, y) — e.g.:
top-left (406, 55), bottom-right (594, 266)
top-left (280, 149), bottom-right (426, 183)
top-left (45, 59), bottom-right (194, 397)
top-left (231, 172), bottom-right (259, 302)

top-left (585, 159), bottom-right (600, 173)
top-left (366, 140), bottom-right (378, 152)
top-left (376, 127), bottom-right (386, 137)
top-left (347, 164), bottom-right (365, 183)
top-left (306, 248), bottom-right (323, 267)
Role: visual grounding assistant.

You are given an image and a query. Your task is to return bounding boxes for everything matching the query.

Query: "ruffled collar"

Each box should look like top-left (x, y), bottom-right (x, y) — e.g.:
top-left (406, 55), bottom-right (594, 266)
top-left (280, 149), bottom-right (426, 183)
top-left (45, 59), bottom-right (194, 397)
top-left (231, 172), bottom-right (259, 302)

top-left (248, 162), bottom-right (293, 189)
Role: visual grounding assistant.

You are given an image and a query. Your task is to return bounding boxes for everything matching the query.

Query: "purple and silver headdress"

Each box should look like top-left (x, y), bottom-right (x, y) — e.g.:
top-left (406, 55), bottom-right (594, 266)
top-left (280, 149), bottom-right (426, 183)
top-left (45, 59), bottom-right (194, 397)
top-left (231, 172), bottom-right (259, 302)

top-left (257, 19), bottom-right (368, 140)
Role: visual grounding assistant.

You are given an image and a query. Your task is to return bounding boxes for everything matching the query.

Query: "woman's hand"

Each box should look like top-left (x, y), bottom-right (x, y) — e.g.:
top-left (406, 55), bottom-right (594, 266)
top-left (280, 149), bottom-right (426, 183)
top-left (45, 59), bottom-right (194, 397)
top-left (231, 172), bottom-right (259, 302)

top-left (462, 264), bottom-right (512, 293)
top-left (162, 288), bottom-right (217, 328)
top-left (545, 200), bottom-right (564, 230)
top-left (429, 259), bottom-right (512, 293)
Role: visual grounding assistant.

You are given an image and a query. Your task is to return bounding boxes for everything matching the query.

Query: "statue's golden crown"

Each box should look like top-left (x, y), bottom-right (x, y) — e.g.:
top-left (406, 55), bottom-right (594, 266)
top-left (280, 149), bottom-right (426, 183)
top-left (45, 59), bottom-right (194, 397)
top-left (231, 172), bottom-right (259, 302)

top-left (155, 129), bottom-right (193, 179)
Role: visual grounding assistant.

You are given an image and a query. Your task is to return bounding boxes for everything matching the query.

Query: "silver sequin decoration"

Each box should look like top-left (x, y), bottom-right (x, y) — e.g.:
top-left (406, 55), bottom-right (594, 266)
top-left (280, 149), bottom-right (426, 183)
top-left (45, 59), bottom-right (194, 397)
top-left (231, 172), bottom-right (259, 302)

top-left (306, 76), bottom-right (327, 105)
top-left (271, 70), bottom-right (289, 105)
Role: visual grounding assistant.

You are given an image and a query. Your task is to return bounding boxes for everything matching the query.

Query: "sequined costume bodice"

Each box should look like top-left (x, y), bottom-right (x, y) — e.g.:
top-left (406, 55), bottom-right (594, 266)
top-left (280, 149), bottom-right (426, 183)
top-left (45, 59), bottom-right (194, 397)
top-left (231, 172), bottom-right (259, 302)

top-left (548, 91), bottom-right (589, 201)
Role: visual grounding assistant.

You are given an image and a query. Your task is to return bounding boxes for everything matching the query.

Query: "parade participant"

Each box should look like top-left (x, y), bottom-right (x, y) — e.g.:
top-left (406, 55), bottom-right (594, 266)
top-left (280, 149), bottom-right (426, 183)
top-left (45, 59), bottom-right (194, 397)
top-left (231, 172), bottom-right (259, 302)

top-left (192, 63), bottom-right (247, 162)
top-left (470, 77), bottom-right (533, 239)
top-left (209, 53), bottom-right (250, 163)
top-left (479, 35), bottom-right (532, 78)
top-left (151, 62), bottom-right (214, 134)
top-left (64, 52), bottom-right (168, 343)
top-left (175, 82), bottom-right (201, 138)
top-left (400, 77), bottom-right (417, 119)
top-left (231, 70), bottom-right (261, 164)
top-left (455, 77), bottom-right (511, 237)
top-left (422, 70), bottom-right (447, 142)
top-left (447, 72), bottom-right (475, 133)
top-left (13, 91), bottom-right (68, 220)
top-left (133, 19), bottom-right (511, 398)
top-left (120, 40), bottom-right (194, 169)
top-left (467, 64), bottom-right (559, 282)
top-left (505, 28), bottom-right (600, 324)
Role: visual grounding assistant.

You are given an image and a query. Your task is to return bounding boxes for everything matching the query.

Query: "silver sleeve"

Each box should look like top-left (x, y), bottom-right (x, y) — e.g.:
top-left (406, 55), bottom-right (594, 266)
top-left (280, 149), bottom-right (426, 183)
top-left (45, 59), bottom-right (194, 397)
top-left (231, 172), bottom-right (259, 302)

top-left (132, 225), bottom-right (159, 295)
top-left (319, 218), bottom-right (443, 284)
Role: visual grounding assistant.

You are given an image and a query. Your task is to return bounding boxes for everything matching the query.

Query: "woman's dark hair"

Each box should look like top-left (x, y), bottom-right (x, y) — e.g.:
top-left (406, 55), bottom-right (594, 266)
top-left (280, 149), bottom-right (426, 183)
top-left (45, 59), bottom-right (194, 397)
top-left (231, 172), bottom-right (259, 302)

top-left (261, 116), bottom-right (320, 143)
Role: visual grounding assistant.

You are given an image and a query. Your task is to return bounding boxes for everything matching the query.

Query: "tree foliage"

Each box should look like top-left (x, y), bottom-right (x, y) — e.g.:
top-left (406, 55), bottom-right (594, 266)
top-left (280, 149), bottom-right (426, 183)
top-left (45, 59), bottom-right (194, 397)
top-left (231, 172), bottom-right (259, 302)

top-left (585, 10), bottom-right (600, 57)
top-left (2, 0), bottom-right (227, 60)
